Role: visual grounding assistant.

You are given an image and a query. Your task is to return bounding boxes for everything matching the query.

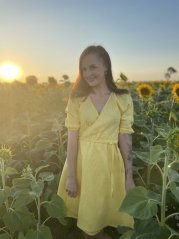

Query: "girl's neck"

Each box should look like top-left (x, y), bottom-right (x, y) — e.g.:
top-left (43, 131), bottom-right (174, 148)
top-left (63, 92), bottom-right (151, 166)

top-left (90, 82), bottom-right (110, 96)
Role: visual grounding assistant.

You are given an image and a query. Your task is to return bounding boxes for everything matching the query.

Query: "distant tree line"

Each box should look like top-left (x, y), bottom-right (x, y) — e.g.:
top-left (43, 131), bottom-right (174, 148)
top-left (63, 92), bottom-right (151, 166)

top-left (25, 74), bottom-right (71, 86)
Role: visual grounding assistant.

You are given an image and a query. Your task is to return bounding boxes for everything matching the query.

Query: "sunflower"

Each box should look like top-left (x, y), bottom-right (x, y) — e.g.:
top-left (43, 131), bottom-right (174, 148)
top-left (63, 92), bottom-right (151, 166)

top-left (172, 83), bottom-right (179, 102)
top-left (0, 145), bottom-right (13, 161)
top-left (136, 83), bottom-right (154, 99)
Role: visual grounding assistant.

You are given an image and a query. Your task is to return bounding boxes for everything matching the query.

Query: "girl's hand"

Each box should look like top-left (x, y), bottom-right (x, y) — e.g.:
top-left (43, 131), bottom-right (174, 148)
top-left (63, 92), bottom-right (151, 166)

top-left (125, 177), bottom-right (135, 193)
top-left (66, 176), bottom-right (78, 197)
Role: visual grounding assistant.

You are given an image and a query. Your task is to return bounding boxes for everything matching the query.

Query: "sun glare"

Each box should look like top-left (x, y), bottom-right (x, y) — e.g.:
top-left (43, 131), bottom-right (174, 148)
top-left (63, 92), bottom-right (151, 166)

top-left (0, 63), bottom-right (21, 81)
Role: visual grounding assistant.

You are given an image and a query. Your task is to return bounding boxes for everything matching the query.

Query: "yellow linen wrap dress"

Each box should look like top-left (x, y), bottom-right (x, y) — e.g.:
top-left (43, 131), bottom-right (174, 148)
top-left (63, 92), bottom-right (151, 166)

top-left (57, 92), bottom-right (134, 235)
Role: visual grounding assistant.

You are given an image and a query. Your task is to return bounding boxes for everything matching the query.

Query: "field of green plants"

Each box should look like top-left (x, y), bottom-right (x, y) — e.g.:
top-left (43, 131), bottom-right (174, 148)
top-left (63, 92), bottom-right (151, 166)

top-left (0, 79), bottom-right (179, 239)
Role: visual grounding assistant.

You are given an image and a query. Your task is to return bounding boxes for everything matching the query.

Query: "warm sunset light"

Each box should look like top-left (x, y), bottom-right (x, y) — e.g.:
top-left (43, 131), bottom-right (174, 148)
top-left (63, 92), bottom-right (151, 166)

top-left (0, 63), bottom-right (21, 81)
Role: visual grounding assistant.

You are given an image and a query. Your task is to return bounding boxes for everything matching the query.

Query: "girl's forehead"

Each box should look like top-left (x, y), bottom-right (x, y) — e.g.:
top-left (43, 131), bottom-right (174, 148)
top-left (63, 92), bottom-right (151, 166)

top-left (81, 53), bottom-right (103, 65)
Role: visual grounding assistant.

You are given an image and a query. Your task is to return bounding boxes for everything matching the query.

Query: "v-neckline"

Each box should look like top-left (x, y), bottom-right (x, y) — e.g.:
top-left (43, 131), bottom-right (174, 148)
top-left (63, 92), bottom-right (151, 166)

top-left (88, 92), bottom-right (113, 116)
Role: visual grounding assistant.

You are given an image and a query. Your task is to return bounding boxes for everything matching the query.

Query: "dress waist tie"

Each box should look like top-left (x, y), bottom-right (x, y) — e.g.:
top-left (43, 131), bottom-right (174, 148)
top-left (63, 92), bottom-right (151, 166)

top-left (110, 145), bottom-right (115, 198)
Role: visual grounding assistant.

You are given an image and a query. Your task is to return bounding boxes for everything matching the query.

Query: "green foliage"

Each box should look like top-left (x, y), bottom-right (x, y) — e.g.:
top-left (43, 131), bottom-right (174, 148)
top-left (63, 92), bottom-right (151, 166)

top-left (0, 146), bottom-right (67, 238)
top-left (119, 84), bottom-right (179, 238)
top-left (3, 206), bottom-right (35, 232)
top-left (120, 143), bottom-right (179, 237)
top-left (119, 186), bottom-right (160, 219)
top-left (118, 219), bottom-right (171, 239)
top-left (0, 81), bottom-right (179, 238)
top-left (134, 145), bottom-right (163, 165)
top-left (25, 225), bottom-right (53, 239)
top-left (0, 234), bottom-right (11, 239)
top-left (43, 194), bottom-right (67, 225)
top-left (167, 127), bottom-right (179, 155)
top-left (169, 182), bottom-right (179, 201)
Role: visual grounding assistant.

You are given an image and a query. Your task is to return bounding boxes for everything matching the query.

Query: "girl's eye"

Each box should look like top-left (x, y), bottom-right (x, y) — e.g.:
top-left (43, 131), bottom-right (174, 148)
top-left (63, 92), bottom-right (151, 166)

top-left (90, 65), bottom-right (96, 69)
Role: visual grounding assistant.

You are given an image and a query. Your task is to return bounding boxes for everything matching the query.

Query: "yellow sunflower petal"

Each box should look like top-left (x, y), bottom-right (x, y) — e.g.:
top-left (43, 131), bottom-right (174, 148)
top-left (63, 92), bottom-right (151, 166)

top-left (172, 83), bottom-right (179, 102)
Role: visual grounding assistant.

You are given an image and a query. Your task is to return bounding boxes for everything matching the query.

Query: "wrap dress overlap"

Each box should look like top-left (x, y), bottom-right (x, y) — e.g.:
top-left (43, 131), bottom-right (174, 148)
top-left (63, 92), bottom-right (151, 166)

top-left (57, 92), bottom-right (134, 235)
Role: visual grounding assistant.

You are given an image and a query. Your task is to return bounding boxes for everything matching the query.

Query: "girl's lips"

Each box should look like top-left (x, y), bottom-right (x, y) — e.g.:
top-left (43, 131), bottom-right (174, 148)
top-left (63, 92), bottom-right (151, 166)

top-left (87, 77), bottom-right (96, 82)
top-left (87, 80), bottom-right (96, 84)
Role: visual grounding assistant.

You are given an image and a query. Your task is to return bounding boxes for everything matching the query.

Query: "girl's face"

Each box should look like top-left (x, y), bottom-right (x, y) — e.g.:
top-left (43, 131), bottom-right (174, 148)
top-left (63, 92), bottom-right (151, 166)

top-left (81, 53), bottom-right (107, 88)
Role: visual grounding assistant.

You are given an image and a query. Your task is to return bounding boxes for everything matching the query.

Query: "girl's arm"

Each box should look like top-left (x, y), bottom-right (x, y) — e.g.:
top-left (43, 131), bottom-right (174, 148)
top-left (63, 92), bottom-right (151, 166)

top-left (65, 130), bottom-right (79, 197)
top-left (118, 133), bottom-right (135, 192)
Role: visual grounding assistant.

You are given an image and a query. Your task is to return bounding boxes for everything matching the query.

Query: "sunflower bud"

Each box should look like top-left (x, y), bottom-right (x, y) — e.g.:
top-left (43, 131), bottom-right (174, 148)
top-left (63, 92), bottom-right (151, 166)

top-left (0, 145), bottom-right (13, 161)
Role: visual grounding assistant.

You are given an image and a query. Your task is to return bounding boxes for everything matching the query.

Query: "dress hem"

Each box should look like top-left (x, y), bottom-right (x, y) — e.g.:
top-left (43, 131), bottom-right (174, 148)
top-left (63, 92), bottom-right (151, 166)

top-left (65, 214), bottom-right (133, 236)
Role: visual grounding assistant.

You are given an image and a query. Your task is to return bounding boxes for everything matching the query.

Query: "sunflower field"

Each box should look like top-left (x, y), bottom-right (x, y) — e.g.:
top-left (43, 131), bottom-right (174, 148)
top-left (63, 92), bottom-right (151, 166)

top-left (0, 79), bottom-right (179, 239)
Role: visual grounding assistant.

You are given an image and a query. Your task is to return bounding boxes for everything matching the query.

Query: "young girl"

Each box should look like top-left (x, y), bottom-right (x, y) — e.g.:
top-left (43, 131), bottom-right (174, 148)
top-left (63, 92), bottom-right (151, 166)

top-left (58, 45), bottom-right (135, 239)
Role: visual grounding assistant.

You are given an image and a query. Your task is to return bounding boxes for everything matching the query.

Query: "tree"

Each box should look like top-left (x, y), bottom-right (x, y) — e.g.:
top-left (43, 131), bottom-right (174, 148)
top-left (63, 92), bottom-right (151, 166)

top-left (59, 74), bottom-right (70, 85)
top-left (165, 67), bottom-right (177, 80)
top-left (25, 75), bottom-right (38, 86)
top-left (48, 77), bottom-right (57, 87)
top-left (62, 74), bottom-right (69, 81)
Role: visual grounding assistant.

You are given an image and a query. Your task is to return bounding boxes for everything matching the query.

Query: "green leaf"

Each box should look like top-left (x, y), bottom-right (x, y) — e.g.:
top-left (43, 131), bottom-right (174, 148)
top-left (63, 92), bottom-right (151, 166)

top-left (120, 230), bottom-right (135, 239)
top-left (38, 172), bottom-right (54, 182)
top-left (11, 188), bottom-right (29, 198)
top-left (134, 151), bottom-right (148, 162)
top-left (25, 225), bottom-right (53, 239)
top-left (43, 151), bottom-right (57, 161)
top-left (157, 226), bottom-right (171, 239)
top-left (168, 168), bottom-right (179, 182)
top-left (3, 207), bottom-right (35, 232)
top-left (0, 187), bottom-right (11, 205)
top-left (35, 165), bottom-right (49, 176)
top-left (18, 232), bottom-right (26, 239)
top-left (43, 194), bottom-right (67, 225)
top-left (169, 181), bottom-right (179, 202)
top-left (0, 190), bottom-right (6, 205)
top-left (11, 180), bottom-right (31, 198)
top-left (117, 226), bottom-right (133, 235)
top-left (134, 218), bottom-right (160, 239)
top-left (155, 126), bottom-right (171, 139)
top-left (134, 145), bottom-right (163, 165)
top-left (134, 116), bottom-right (147, 128)
top-left (0, 234), bottom-right (11, 239)
top-left (35, 139), bottom-right (51, 150)
top-left (12, 178), bottom-right (31, 188)
top-left (121, 219), bottom-right (171, 239)
top-left (169, 111), bottom-right (178, 122)
top-left (13, 191), bottom-right (36, 209)
top-left (136, 234), bottom-right (156, 239)
top-left (135, 218), bottom-right (158, 233)
top-left (5, 167), bottom-right (18, 176)
top-left (119, 186), bottom-right (159, 219)
top-left (149, 145), bottom-right (164, 163)
top-left (31, 180), bottom-right (44, 197)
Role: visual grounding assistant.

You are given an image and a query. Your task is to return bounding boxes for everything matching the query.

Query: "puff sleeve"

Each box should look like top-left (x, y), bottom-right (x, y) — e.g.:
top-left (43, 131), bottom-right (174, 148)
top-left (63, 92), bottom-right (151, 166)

top-left (119, 94), bottom-right (134, 134)
top-left (65, 97), bottom-right (80, 130)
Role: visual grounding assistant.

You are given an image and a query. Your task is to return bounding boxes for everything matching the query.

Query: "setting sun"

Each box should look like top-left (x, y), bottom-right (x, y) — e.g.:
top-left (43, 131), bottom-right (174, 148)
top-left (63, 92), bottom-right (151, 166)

top-left (0, 63), bottom-right (22, 81)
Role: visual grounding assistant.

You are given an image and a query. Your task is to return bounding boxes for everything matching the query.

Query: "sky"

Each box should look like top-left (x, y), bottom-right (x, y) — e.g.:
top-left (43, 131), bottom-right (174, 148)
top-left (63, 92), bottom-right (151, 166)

top-left (0, 0), bottom-right (179, 83)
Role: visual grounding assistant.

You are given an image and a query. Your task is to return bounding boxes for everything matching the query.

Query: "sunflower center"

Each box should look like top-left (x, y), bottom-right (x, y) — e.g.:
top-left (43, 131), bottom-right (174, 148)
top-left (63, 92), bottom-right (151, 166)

top-left (176, 88), bottom-right (179, 97)
top-left (141, 87), bottom-right (150, 96)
